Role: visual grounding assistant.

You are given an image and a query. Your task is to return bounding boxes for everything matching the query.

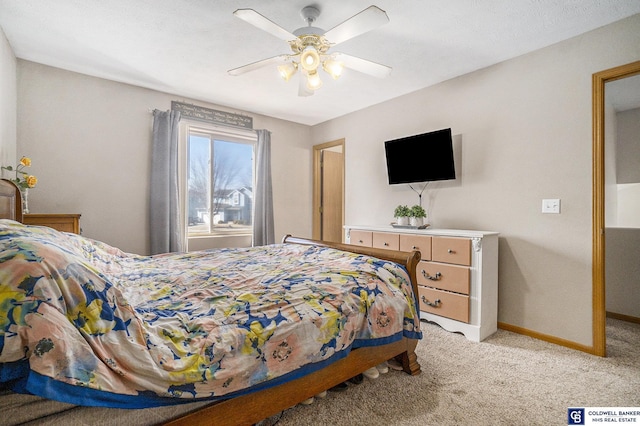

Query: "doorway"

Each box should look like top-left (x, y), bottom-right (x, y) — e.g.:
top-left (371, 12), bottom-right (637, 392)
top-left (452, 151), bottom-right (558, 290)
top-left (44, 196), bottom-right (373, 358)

top-left (313, 139), bottom-right (345, 243)
top-left (592, 60), bottom-right (640, 357)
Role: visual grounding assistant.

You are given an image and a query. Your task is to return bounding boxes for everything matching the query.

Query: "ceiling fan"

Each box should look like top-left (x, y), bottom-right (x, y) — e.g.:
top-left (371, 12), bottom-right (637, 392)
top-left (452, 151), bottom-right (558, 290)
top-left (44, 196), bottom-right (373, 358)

top-left (228, 5), bottom-right (391, 96)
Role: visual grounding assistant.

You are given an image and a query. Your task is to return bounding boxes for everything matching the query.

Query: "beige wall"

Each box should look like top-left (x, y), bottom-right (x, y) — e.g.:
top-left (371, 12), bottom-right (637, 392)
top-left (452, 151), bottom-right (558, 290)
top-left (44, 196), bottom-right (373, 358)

top-left (17, 61), bottom-right (312, 254)
top-left (616, 107), bottom-right (640, 184)
top-left (0, 26), bottom-right (16, 167)
top-left (309, 14), bottom-right (640, 347)
top-left (606, 228), bottom-right (640, 318)
top-left (615, 108), bottom-right (640, 227)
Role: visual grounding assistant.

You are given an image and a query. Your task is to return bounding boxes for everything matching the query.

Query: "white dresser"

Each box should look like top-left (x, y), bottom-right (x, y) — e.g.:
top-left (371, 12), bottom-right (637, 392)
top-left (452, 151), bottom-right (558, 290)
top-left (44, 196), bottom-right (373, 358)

top-left (344, 225), bottom-right (499, 342)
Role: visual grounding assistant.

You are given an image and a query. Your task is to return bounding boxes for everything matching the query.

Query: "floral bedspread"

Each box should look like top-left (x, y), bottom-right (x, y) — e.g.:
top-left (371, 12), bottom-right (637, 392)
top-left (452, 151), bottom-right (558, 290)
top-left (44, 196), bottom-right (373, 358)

top-left (0, 220), bottom-right (421, 408)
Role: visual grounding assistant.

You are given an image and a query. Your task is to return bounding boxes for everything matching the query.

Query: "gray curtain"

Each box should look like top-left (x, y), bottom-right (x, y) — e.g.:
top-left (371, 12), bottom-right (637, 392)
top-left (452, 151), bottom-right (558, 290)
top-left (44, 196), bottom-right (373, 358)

top-left (253, 129), bottom-right (275, 246)
top-left (150, 109), bottom-right (184, 254)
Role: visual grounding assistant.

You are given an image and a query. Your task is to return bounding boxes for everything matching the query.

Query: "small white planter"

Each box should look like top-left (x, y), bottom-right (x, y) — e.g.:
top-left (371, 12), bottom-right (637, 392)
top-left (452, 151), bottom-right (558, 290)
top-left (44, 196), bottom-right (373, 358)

top-left (410, 217), bottom-right (424, 227)
top-left (396, 216), bottom-right (409, 226)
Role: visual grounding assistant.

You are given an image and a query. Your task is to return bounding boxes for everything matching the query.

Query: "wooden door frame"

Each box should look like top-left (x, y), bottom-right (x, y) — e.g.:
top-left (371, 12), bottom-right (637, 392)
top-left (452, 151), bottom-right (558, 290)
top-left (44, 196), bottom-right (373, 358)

top-left (592, 60), bottom-right (640, 357)
top-left (313, 139), bottom-right (345, 241)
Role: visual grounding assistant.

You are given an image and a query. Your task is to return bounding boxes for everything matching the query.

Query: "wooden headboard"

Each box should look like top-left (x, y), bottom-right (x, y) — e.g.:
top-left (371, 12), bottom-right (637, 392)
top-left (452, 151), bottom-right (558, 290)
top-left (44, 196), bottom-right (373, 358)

top-left (0, 179), bottom-right (23, 222)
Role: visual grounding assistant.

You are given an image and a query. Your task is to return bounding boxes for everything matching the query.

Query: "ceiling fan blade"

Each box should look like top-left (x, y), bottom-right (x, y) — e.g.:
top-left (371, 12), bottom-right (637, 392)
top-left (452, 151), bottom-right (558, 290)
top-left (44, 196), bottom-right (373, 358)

top-left (298, 72), bottom-right (314, 97)
top-left (233, 9), bottom-right (297, 42)
top-left (323, 6), bottom-right (389, 46)
top-left (228, 55), bottom-right (288, 76)
top-left (334, 53), bottom-right (392, 78)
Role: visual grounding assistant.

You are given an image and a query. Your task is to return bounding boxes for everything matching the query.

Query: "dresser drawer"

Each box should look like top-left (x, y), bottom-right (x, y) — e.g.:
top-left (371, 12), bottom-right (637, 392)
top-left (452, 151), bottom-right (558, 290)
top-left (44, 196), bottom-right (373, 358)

top-left (372, 232), bottom-right (399, 251)
top-left (23, 214), bottom-right (81, 234)
top-left (418, 286), bottom-right (470, 323)
top-left (399, 234), bottom-right (432, 260)
top-left (417, 261), bottom-right (470, 294)
top-left (349, 230), bottom-right (372, 247)
top-left (432, 237), bottom-right (471, 266)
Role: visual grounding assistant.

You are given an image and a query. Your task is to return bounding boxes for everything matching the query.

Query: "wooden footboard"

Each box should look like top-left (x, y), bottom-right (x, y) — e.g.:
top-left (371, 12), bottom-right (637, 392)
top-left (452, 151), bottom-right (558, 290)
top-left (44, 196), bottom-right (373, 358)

top-left (281, 235), bottom-right (422, 301)
top-left (165, 236), bottom-right (422, 426)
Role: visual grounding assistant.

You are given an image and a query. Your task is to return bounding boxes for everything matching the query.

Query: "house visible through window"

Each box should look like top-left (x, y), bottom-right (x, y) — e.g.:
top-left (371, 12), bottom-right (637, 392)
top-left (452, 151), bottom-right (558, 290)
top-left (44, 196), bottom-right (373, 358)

top-left (186, 125), bottom-right (255, 238)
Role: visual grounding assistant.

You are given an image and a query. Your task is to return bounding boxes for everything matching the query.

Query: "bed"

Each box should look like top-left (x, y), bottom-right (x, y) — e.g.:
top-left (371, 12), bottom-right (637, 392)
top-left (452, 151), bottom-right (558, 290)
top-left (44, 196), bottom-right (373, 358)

top-left (0, 179), bottom-right (422, 425)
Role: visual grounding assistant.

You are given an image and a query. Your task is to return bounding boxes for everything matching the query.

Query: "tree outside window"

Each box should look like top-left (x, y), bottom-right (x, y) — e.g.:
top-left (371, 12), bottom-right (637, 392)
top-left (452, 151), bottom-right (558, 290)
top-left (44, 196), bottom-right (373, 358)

top-left (187, 131), bottom-right (254, 236)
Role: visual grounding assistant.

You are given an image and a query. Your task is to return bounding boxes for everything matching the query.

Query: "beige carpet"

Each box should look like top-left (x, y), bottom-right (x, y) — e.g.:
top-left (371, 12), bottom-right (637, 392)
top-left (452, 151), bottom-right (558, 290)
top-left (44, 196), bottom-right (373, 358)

top-left (267, 318), bottom-right (640, 426)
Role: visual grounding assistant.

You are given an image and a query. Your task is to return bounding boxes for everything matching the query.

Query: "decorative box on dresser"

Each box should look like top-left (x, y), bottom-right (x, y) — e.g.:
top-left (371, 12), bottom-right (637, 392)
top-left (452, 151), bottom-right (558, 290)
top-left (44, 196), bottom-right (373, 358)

top-left (344, 225), bottom-right (498, 342)
top-left (23, 213), bottom-right (81, 234)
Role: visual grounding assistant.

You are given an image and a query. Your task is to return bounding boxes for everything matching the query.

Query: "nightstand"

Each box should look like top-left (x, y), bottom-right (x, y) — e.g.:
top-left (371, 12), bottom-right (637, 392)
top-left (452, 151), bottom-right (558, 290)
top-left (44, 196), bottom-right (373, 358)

top-left (23, 213), bottom-right (81, 234)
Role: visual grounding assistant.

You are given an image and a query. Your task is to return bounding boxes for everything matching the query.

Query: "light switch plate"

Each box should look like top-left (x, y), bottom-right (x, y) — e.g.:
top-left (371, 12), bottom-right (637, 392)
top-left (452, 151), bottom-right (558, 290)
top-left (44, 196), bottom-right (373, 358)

top-left (542, 199), bottom-right (561, 214)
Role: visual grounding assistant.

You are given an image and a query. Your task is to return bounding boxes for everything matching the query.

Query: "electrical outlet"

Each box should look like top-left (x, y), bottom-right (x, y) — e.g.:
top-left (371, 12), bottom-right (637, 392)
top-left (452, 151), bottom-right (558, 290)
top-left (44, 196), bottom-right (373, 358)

top-left (542, 199), bottom-right (561, 214)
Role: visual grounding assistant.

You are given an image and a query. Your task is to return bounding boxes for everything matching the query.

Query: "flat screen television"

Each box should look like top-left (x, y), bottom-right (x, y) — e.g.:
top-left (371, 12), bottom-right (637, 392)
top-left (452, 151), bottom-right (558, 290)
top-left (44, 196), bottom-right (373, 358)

top-left (384, 128), bottom-right (455, 184)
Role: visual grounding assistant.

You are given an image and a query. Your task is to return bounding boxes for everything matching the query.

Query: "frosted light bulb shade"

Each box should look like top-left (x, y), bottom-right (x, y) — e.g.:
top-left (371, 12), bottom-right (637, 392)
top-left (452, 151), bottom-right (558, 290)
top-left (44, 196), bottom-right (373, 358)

top-left (277, 62), bottom-right (297, 81)
top-left (306, 71), bottom-right (323, 90)
top-left (300, 47), bottom-right (320, 71)
top-left (323, 59), bottom-right (344, 80)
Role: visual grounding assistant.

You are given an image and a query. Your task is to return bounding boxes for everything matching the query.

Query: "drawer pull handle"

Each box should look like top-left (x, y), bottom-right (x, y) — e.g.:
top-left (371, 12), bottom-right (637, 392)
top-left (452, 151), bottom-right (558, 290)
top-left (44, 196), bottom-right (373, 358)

top-left (422, 270), bottom-right (441, 281)
top-left (448, 249), bottom-right (455, 254)
top-left (358, 240), bottom-right (363, 243)
top-left (412, 246), bottom-right (418, 250)
top-left (384, 242), bottom-right (389, 246)
top-left (422, 296), bottom-right (441, 307)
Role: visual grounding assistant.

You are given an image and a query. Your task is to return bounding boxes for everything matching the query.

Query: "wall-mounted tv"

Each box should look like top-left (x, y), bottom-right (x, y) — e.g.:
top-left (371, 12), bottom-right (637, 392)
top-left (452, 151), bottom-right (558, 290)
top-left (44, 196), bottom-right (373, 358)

top-left (384, 128), bottom-right (455, 185)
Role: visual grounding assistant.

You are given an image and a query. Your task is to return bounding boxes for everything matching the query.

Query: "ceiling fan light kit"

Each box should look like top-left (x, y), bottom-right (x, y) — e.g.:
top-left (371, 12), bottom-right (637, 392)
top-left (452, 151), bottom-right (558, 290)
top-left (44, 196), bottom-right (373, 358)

top-left (229, 5), bottom-right (391, 96)
top-left (306, 70), bottom-right (323, 90)
top-left (277, 62), bottom-right (298, 81)
top-left (323, 58), bottom-right (344, 80)
top-left (300, 45), bottom-right (321, 71)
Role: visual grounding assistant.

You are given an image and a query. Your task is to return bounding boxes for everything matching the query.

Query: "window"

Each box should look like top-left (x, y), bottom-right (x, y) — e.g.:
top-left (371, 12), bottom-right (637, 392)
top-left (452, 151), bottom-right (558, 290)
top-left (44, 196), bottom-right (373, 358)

top-left (185, 124), bottom-right (256, 238)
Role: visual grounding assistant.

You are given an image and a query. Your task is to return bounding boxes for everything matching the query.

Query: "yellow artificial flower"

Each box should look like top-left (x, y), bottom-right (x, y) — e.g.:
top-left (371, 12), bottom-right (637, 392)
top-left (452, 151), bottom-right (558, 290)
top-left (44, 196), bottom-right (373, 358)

top-left (1, 155), bottom-right (38, 190)
top-left (26, 175), bottom-right (38, 188)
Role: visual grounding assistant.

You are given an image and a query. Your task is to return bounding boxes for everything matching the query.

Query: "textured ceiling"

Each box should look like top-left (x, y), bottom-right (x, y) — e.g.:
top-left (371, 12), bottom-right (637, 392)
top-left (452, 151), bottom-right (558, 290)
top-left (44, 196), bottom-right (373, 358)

top-left (1, 1), bottom-right (639, 125)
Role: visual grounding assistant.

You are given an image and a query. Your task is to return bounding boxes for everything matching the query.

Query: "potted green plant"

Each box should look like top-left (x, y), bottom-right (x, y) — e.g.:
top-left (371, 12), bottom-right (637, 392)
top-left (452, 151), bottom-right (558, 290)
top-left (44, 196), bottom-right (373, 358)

top-left (394, 204), bottom-right (411, 226)
top-left (409, 205), bottom-right (426, 227)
